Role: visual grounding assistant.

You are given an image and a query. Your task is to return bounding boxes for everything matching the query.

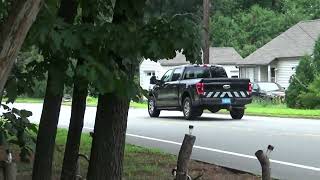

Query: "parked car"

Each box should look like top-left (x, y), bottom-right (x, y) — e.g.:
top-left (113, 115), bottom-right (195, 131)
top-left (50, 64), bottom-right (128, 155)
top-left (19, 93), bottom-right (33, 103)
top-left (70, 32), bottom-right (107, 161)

top-left (148, 65), bottom-right (253, 120)
top-left (251, 82), bottom-right (285, 100)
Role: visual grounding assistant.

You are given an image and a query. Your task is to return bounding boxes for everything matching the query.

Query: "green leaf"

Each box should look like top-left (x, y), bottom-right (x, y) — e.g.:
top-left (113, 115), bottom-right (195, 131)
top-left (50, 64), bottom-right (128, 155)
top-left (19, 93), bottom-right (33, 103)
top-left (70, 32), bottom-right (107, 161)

top-left (20, 110), bottom-right (33, 118)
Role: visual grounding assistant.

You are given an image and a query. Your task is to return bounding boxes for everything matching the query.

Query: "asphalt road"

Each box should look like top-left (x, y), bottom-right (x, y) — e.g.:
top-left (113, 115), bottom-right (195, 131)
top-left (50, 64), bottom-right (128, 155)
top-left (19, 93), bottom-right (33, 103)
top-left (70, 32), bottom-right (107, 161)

top-left (5, 103), bottom-right (320, 180)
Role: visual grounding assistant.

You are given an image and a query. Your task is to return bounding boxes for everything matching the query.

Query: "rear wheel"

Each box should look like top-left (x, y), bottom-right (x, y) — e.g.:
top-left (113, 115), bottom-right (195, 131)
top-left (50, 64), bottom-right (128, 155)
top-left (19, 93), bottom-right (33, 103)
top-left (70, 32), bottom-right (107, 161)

top-left (183, 97), bottom-right (200, 120)
top-left (230, 108), bottom-right (244, 120)
top-left (148, 96), bottom-right (160, 117)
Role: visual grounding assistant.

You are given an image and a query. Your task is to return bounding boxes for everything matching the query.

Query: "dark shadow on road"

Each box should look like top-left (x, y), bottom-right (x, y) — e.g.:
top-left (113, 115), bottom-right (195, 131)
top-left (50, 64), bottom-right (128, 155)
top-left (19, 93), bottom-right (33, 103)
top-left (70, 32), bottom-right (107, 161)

top-left (157, 116), bottom-right (242, 122)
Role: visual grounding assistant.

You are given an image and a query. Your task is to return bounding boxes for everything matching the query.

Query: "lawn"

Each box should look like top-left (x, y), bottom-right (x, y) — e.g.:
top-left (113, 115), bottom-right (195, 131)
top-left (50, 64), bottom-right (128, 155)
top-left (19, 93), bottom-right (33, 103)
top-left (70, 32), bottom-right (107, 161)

top-left (12, 129), bottom-right (258, 179)
top-left (7, 97), bottom-right (320, 119)
top-left (245, 103), bottom-right (320, 118)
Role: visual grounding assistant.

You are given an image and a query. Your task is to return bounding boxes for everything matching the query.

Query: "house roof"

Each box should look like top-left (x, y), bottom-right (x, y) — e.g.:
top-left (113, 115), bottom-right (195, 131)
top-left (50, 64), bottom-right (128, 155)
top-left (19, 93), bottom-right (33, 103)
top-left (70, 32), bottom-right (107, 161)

top-left (158, 52), bottom-right (189, 66)
top-left (158, 47), bottom-right (243, 66)
top-left (238, 19), bottom-right (320, 65)
top-left (209, 47), bottom-right (243, 65)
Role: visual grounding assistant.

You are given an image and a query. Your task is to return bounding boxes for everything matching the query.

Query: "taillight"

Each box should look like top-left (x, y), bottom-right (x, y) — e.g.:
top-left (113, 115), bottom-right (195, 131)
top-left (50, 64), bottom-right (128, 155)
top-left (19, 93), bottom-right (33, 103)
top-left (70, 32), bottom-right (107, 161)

top-left (248, 82), bottom-right (252, 94)
top-left (196, 82), bottom-right (205, 95)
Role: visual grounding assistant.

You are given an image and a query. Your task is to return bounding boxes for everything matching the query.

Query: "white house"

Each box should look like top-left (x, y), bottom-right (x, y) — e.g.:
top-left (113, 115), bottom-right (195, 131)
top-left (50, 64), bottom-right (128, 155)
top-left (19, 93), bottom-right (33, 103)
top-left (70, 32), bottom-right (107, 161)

top-left (238, 19), bottom-right (320, 88)
top-left (139, 47), bottom-right (243, 90)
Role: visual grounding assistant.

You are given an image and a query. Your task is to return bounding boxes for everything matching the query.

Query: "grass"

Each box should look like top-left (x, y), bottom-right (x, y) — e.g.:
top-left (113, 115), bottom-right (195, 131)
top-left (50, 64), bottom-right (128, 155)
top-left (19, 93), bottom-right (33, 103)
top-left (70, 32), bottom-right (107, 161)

top-left (244, 103), bottom-right (320, 118)
top-left (15, 129), bottom-right (177, 179)
top-left (8, 97), bottom-right (320, 119)
top-left (12, 129), bottom-right (258, 179)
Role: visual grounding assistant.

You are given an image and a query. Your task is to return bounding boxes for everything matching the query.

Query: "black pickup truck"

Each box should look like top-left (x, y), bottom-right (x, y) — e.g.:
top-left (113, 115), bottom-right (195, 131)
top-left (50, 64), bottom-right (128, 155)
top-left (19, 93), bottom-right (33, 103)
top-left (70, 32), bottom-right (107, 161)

top-left (148, 65), bottom-right (253, 120)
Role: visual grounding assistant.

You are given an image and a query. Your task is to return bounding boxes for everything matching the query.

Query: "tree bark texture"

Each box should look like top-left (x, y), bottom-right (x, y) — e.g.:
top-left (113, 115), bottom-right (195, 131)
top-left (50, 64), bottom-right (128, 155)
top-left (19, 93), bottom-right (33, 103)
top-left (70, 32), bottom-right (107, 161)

top-left (0, 0), bottom-right (42, 93)
top-left (255, 150), bottom-right (271, 180)
top-left (86, 0), bottom-right (144, 179)
top-left (32, 67), bottom-right (65, 180)
top-left (202, 0), bottom-right (210, 64)
top-left (60, 62), bottom-right (88, 180)
top-left (32, 0), bottom-right (78, 179)
top-left (86, 93), bottom-right (130, 180)
top-left (176, 134), bottom-right (196, 180)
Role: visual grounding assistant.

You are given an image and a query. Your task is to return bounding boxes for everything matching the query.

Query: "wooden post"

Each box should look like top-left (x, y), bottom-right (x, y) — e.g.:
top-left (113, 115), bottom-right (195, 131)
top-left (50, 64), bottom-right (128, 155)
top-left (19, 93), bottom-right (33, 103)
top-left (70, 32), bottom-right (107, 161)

top-left (4, 162), bottom-right (16, 180)
top-left (255, 150), bottom-right (271, 180)
top-left (176, 134), bottom-right (196, 180)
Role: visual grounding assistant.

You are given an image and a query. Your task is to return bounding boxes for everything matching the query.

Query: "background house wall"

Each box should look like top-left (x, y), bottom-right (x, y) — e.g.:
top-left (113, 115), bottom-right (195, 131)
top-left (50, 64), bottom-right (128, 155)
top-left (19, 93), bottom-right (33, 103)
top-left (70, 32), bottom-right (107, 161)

top-left (240, 67), bottom-right (255, 82)
top-left (276, 57), bottom-right (300, 88)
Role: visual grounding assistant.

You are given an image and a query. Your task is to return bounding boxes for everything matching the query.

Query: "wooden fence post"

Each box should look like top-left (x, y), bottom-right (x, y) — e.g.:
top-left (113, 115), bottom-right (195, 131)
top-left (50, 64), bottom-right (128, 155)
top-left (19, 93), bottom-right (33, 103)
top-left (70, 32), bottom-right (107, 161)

top-left (4, 162), bottom-right (16, 180)
top-left (255, 145), bottom-right (274, 180)
top-left (176, 134), bottom-right (196, 180)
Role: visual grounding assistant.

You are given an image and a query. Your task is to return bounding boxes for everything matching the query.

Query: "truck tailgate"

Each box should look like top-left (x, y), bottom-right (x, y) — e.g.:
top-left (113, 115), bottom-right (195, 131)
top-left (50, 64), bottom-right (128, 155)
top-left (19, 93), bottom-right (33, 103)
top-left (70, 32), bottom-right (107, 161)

top-left (201, 78), bottom-right (250, 98)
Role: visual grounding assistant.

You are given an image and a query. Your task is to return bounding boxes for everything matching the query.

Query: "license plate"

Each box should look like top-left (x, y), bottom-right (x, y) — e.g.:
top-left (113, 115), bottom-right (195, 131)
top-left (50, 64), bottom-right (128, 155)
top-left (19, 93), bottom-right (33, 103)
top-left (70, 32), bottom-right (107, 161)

top-left (221, 98), bottom-right (231, 104)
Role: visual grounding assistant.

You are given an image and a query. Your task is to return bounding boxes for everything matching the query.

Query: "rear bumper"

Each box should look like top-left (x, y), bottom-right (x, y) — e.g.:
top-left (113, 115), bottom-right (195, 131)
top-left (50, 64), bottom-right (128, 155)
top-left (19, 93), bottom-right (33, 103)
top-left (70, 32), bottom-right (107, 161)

top-left (194, 97), bottom-right (252, 107)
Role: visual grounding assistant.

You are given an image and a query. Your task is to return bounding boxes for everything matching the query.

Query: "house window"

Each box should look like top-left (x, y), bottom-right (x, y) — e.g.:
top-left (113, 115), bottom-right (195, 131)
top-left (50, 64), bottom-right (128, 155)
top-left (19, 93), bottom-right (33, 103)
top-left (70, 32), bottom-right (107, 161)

top-left (146, 71), bottom-right (155, 76)
top-left (271, 68), bottom-right (276, 82)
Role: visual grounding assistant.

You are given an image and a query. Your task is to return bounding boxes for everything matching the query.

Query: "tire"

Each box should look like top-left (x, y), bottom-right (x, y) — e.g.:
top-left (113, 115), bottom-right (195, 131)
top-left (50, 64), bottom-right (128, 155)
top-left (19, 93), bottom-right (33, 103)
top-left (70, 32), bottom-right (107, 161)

top-left (182, 97), bottom-right (199, 120)
top-left (148, 96), bottom-right (160, 117)
top-left (230, 108), bottom-right (245, 120)
top-left (194, 109), bottom-right (203, 117)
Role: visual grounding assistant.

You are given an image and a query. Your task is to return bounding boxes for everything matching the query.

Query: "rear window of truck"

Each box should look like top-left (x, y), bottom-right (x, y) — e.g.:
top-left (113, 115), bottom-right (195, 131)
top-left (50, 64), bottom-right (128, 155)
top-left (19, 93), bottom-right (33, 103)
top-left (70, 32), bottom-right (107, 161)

top-left (183, 66), bottom-right (227, 80)
top-left (183, 67), bottom-right (211, 79)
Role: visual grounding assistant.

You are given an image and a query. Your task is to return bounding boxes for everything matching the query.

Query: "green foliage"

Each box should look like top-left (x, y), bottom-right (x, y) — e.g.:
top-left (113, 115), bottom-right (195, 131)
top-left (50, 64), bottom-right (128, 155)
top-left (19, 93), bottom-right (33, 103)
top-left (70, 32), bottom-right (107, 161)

top-left (286, 37), bottom-right (320, 109)
top-left (282, 0), bottom-right (320, 19)
top-left (298, 75), bottom-right (320, 109)
top-left (4, 47), bottom-right (47, 101)
top-left (0, 0), bottom-right (13, 25)
top-left (210, 0), bottom-right (318, 57)
top-left (313, 38), bottom-right (320, 74)
top-left (0, 104), bottom-right (37, 162)
top-left (211, 5), bottom-right (301, 57)
top-left (286, 56), bottom-right (315, 108)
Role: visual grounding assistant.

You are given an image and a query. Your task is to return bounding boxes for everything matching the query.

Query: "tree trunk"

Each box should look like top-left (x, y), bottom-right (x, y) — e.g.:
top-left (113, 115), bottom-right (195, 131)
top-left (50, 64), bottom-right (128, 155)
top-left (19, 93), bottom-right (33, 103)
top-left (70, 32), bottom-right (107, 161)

top-left (0, 0), bottom-right (42, 93)
top-left (86, 93), bottom-right (130, 180)
top-left (202, 0), bottom-right (210, 64)
top-left (32, 67), bottom-right (64, 180)
top-left (60, 63), bottom-right (88, 180)
top-left (86, 0), bottom-right (144, 179)
top-left (32, 0), bottom-right (78, 179)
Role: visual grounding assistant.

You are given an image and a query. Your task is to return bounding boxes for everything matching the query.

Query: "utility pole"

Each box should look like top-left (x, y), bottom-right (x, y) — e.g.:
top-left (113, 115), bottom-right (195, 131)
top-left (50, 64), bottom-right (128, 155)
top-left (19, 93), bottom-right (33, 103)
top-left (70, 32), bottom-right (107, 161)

top-left (203, 0), bottom-right (210, 64)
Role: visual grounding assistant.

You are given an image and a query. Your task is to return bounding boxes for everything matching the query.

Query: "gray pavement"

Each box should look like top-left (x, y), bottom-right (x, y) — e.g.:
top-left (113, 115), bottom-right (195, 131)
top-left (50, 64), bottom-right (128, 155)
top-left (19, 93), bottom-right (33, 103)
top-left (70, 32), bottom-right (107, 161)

top-left (5, 103), bottom-right (320, 180)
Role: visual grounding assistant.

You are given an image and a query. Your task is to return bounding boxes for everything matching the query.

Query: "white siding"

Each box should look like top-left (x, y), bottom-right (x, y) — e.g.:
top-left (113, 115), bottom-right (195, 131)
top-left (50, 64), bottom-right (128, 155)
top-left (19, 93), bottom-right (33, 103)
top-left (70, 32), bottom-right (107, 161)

top-left (239, 67), bottom-right (255, 82)
top-left (276, 58), bottom-right (300, 88)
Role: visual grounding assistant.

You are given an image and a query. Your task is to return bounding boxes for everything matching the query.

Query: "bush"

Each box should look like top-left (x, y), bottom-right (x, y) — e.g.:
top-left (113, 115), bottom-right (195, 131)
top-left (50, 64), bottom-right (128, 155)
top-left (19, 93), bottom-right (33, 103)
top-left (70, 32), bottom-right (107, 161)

top-left (299, 75), bottom-right (320, 109)
top-left (286, 36), bottom-right (320, 109)
top-left (286, 55), bottom-right (315, 108)
top-left (29, 79), bottom-right (47, 98)
top-left (298, 93), bottom-right (320, 109)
